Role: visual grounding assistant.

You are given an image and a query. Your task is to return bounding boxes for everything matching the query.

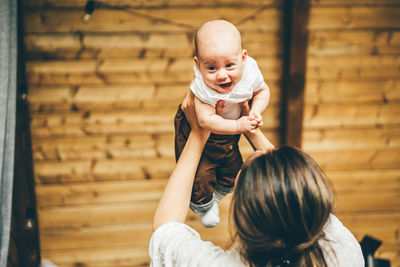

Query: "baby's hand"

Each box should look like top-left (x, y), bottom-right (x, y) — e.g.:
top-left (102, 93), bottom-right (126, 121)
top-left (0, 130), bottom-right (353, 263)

top-left (249, 110), bottom-right (263, 127)
top-left (237, 116), bottom-right (258, 133)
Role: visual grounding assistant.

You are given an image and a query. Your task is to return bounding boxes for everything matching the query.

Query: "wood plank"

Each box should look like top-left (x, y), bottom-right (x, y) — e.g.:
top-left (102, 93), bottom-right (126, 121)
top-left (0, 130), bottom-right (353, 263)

top-left (336, 190), bottom-right (400, 213)
top-left (24, 34), bottom-right (82, 60)
top-left (31, 134), bottom-right (159, 161)
top-left (243, 32), bottom-right (283, 56)
top-left (304, 103), bottom-right (400, 129)
top-left (303, 128), bottom-right (400, 151)
top-left (36, 179), bottom-right (166, 207)
top-left (23, 8), bottom-right (282, 33)
top-left (22, 0), bottom-right (279, 8)
top-left (24, 32), bottom-right (282, 59)
top-left (41, 245), bottom-right (150, 267)
top-left (309, 31), bottom-right (400, 56)
top-left (309, 7), bottom-right (400, 30)
top-left (311, 0), bottom-right (400, 5)
top-left (40, 223), bottom-right (152, 250)
top-left (34, 158), bottom-right (176, 184)
top-left (25, 57), bottom-right (282, 85)
top-left (27, 84), bottom-right (185, 111)
top-left (337, 212), bottom-right (400, 232)
top-left (305, 80), bottom-right (400, 104)
top-left (34, 160), bottom-right (93, 184)
top-left (307, 55), bottom-right (400, 80)
top-left (24, 33), bottom-right (193, 60)
top-left (37, 202), bottom-right (158, 230)
top-left (307, 148), bottom-right (400, 171)
top-left (30, 108), bottom-right (177, 137)
top-left (329, 169), bottom-right (400, 192)
top-left (24, 0), bottom-right (400, 8)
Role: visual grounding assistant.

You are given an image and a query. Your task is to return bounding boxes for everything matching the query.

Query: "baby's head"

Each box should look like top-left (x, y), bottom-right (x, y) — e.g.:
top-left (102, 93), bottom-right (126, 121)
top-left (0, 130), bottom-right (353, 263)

top-left (194, 20), bottom-right (247, 94)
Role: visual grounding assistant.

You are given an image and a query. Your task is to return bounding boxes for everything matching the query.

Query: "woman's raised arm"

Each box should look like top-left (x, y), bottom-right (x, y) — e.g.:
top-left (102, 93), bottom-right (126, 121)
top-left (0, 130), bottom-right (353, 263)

top-left (152, 92), bottom-right (210, 231)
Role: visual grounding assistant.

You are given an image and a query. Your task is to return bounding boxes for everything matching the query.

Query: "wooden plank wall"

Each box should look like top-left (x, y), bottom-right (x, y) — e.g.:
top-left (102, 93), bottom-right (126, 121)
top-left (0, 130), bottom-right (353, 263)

top-left (303, 0), bottom-right (400, 265)
top-left (22, 0), bottom-right (283, 266)
top-left (21, 0), bottom-right (400, 266)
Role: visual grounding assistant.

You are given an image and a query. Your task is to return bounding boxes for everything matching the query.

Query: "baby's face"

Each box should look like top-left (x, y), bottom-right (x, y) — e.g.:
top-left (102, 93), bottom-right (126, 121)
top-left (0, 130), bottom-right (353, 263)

top-left (195, 42), bottom-right (247, 94)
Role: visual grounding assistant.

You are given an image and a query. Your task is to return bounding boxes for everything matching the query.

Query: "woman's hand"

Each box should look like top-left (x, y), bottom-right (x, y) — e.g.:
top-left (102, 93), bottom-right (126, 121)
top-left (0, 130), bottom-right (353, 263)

top-left (239, 99), bottom-right (251, 116)
top-left (182, 91), bottom-right (210, 141)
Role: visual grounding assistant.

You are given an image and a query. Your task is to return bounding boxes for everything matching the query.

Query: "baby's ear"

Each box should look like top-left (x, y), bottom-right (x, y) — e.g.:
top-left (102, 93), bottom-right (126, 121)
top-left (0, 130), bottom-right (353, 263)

top-left (194, 56), bottom-right (200, 67)
top-left (241, 50), bottom-right (247, 61)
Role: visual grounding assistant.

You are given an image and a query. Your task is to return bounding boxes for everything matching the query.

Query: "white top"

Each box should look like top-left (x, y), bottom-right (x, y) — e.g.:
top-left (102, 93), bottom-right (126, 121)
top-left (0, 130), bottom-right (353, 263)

top-left (190, 56), bottom-right (267, 120)
top-left (149, 214), bottom-right (364, 267)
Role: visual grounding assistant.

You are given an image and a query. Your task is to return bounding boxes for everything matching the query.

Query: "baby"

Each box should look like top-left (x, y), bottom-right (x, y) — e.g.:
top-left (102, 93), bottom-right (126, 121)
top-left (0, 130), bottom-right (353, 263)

top-left (174, 20), bottom-right (272, 227)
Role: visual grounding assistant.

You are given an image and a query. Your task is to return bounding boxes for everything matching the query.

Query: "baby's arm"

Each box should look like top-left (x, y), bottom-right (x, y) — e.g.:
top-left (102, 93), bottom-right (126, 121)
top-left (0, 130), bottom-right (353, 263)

top-left (249, 84), bottom-right (270, 126)
top-left (194, 96), bottom-right (257, 134)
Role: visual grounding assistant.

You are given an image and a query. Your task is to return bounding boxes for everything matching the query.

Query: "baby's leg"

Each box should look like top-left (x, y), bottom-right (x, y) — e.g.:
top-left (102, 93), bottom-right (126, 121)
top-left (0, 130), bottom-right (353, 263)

top-left (215, 137), bottom-right (243, 199)
top-left (190, 155), bottom-right (221, 228)
top-left (174, 104), bottom-right (220, 227)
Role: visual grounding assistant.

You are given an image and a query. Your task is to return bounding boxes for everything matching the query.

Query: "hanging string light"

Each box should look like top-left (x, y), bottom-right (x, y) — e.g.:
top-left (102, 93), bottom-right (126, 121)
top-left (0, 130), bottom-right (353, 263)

top-left (82, 1), bottom-right (96, 23)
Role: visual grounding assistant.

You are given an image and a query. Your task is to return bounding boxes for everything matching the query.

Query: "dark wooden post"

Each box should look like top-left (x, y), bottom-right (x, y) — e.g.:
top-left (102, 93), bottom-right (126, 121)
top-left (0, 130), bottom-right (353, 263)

top-left (281, 0), bottom-right (311, 148)
top-left (7, 0), bottom-right (41, 266)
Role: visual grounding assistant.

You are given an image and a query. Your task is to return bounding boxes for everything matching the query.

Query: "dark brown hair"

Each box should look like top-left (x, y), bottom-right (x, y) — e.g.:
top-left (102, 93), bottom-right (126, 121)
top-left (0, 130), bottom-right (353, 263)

top-left (232, 146), bottom-right (335, 267)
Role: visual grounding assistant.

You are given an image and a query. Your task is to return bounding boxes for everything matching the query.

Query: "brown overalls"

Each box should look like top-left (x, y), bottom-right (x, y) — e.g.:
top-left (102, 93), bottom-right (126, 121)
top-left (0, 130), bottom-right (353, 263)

top-left (174, 105), bottom-right (243, 206)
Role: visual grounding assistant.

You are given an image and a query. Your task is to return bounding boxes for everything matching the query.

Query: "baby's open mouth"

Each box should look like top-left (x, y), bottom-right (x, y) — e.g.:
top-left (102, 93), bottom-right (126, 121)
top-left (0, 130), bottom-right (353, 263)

top-left (219, 81), bottom-right (232, 88)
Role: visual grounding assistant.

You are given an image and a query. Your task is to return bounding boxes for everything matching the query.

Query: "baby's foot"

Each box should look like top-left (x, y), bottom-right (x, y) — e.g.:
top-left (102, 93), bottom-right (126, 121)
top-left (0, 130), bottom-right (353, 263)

top-left (197, 201), bottom-right (220, 228)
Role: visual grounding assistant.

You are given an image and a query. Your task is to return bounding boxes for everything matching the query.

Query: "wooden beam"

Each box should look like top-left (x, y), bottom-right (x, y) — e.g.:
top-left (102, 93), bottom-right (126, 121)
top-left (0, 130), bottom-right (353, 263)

top-left (8, 0), bottom-right (41, 266)
top-left (281, 0), bottom-right (310, 147)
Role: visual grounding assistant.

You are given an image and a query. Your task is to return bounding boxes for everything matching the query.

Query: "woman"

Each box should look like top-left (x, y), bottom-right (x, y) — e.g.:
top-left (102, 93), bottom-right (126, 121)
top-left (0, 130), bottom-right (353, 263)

top-left (150, 93), bottom-right (364, 266)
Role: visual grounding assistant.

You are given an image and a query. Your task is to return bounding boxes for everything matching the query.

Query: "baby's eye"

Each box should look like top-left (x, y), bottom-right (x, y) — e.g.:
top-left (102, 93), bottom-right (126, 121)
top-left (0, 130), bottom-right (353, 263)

top-left (226, 63), bottom-right (233, 68)
top-left (208, 66), bottom-right (216, 71)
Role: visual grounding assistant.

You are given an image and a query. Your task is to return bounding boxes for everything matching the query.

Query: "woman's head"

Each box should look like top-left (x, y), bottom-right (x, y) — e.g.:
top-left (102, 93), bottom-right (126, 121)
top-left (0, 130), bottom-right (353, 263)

top-left (232, 146), bottom-right (335, 267)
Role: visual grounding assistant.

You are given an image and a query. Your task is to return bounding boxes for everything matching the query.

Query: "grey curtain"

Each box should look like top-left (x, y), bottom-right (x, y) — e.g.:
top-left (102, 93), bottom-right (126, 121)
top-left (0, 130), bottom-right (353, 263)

top-left (0, 0), bottom-right (18, 265)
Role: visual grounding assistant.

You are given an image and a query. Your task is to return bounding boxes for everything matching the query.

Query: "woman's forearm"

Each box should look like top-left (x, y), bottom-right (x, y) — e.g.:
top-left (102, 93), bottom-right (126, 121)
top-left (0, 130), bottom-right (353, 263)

top-left (244, 128), bottom-right (274, 152)
top-left (152, 131), bottom-right (208, 231)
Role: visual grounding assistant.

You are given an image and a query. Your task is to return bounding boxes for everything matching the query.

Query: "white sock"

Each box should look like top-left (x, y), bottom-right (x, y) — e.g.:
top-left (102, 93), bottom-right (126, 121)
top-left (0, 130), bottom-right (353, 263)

top-left (197, 200), bottom-right (220, 228)
top-left (213, 191), bottom-right (225, 203)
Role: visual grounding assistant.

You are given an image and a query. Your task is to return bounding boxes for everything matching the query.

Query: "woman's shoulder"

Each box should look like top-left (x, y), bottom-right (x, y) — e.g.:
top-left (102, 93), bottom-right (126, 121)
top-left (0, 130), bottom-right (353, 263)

top-left (150, 222), bottom-right (246, 267)
top-left (321, 214), bottom-right (365, 267)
